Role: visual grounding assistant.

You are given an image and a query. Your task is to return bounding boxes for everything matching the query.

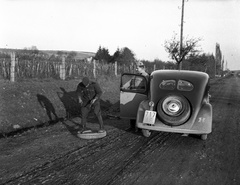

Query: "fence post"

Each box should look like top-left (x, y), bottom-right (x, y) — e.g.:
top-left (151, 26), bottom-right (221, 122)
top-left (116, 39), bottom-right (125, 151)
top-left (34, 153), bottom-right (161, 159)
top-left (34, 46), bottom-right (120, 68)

top-left (10, 52), bottom-right (15, 82)
top-left (60, 56), bottom-right (66, 80)
top-left (69, 63), bottom-right (73, 77)
top-left (115, 61), bottom-right (117, 76)
top-left (16, 57), bottom-right (19, 76)
top-left (93, 59), bottom-right (96, 78)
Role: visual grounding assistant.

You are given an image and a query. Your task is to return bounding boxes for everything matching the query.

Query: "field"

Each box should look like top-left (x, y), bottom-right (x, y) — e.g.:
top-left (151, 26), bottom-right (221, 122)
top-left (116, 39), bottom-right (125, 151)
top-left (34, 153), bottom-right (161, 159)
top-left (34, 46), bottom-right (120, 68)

top-left (0, 76), bottom-right (120, 136)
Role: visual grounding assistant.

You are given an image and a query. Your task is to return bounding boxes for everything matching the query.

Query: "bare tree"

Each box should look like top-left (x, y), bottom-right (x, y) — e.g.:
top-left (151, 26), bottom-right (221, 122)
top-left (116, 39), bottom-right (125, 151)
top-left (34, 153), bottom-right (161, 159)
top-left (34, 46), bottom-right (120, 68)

top-left (164, 34), bottom-right (202, 69)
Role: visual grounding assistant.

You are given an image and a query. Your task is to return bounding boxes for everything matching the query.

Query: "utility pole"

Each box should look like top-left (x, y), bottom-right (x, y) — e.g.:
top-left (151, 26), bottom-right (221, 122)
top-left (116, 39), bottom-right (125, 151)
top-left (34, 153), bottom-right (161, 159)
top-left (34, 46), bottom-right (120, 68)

top-left (179, 0), bottom-right (185, 70)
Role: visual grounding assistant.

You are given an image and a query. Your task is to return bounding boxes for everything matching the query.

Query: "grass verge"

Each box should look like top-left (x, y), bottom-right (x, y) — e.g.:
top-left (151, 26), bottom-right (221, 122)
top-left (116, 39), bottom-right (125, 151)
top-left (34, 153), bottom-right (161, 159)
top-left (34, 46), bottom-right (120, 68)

top-left (0, 76), bottom-right (120, 136)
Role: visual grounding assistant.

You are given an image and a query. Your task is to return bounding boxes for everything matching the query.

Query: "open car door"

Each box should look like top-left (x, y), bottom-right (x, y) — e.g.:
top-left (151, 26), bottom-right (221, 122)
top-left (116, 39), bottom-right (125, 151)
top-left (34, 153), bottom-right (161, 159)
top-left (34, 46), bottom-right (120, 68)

top-left (120, 73), bottom-right (148, 119)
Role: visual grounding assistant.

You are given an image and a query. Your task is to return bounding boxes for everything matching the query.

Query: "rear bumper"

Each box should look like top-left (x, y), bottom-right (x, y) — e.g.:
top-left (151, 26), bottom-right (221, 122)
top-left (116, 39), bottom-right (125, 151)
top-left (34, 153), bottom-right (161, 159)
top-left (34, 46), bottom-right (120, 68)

top-left (136, 101), bottom-right (212, 135)
top-left (137, 121), bottom-right (211, 135)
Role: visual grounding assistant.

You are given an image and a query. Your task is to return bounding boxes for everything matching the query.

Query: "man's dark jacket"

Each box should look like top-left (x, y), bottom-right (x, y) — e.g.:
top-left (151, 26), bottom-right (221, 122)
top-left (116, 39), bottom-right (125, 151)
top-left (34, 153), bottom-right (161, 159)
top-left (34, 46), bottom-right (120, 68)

top-left (76, 81), bottom-right (102, 107)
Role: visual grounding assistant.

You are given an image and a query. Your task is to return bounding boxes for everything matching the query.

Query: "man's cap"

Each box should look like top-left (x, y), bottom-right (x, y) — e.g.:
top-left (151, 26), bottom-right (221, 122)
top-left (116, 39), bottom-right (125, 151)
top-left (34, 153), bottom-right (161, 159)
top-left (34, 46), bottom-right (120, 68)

top-left (136, 61), bottom-right (145, 67)
top-left (82, 77), bottom-right (90, 86)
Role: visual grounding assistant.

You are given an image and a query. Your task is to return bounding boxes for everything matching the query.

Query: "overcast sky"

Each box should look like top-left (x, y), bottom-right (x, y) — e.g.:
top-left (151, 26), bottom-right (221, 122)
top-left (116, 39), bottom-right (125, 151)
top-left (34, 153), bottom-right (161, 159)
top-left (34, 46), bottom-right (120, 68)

top-left (0, 0), bottom-right (239, 70)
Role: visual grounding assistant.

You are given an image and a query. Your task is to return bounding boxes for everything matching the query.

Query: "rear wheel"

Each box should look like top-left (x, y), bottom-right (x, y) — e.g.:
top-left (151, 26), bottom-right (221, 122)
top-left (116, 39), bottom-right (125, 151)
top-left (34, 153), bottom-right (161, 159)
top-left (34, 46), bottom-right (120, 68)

top-left (201, 134), bottom-right (208, 140)
top-left (157, 95), bottom-right (191, 126)
top-left (130, 119), bottom-right (136, 129)
top-left (142, 129), bottom-right (151, 137)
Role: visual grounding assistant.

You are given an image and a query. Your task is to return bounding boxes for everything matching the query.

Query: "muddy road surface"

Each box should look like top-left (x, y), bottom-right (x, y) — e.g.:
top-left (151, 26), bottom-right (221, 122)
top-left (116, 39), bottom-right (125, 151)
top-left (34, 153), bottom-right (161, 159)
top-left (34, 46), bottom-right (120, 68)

top-left (0, 76), bottom-right (240, 185)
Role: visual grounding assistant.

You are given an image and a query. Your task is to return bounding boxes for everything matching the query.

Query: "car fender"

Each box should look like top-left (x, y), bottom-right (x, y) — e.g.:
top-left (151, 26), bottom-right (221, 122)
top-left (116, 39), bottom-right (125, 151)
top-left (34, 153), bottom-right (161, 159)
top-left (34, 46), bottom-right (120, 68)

top-left (136, 99), bottom-right (150, 124)
top-left (191, 102), bottom-right (212, 134)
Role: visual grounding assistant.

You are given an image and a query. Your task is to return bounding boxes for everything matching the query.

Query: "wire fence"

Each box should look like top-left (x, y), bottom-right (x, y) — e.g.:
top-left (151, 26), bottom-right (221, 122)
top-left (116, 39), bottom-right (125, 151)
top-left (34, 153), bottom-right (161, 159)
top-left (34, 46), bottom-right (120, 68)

top-left (0, 57), bottom-right (151, 81)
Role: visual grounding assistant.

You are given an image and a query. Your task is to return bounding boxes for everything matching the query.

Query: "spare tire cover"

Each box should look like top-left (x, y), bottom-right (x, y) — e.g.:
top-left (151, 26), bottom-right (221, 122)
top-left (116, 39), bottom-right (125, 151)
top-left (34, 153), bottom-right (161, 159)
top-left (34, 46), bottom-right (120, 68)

top-left (157, 95), bottom-right (191, 126)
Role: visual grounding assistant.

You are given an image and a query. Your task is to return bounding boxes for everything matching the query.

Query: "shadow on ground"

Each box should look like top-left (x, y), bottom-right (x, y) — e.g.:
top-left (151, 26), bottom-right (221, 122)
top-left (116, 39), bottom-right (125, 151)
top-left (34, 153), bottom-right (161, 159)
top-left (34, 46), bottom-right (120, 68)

top-left (0, 88), bottom-right (131, 139)
top-left (57, 87), bottom-right (81, 119)
top-left (37, 94), bottom-right (59, 122)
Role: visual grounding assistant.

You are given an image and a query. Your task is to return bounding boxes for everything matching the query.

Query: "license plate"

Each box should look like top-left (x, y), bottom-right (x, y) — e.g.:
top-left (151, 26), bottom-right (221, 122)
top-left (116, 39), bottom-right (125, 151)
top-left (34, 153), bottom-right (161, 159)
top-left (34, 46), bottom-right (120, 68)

top-left (143, 110), bottom-right (156, 125)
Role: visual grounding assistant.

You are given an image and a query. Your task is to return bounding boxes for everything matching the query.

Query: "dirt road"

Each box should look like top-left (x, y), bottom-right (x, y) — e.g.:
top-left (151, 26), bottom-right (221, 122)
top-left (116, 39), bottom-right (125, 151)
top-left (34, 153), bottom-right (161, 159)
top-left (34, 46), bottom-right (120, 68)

top-left (0, 76), bottom-right (240, 185)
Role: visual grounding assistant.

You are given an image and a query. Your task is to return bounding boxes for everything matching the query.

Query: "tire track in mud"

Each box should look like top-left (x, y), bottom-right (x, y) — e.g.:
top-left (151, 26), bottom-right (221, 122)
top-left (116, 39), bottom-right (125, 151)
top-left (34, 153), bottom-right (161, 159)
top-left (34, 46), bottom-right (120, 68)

top-left (110, 133), bottom-right (202, 185)
top-left (5, 127), bottom-right (181, 185)
top-left (28, 132), bottom-right (172, 185)
top-left (3, 127), bottom-right (123, 184)
top-left (90, 132), bottom-right (174, 185)
top-left (4, 127), bottom-right (143, 184)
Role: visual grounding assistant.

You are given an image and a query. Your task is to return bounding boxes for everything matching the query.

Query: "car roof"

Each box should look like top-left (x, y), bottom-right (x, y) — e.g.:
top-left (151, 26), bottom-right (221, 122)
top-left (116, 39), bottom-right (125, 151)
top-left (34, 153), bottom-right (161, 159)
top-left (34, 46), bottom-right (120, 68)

top-left (152, 70), bottom-right (208, 78)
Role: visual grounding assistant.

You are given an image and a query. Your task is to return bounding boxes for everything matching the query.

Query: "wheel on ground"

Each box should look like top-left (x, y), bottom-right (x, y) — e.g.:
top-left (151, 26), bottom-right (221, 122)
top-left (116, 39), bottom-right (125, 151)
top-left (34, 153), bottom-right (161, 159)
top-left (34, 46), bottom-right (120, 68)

top-left (130, 119), bottom-right (136, 129)
top-left (78, 130), bottom-right (107, 139)
top-left (201, 134), bottom-right (207, 140)
top-left (142, 129), bottom-right (151, 137)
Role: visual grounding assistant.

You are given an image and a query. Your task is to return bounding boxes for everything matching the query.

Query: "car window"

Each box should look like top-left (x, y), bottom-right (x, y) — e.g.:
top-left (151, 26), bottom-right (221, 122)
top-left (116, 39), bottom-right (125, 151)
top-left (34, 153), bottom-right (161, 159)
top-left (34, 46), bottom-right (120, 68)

top-left (177, 80), bottom-right (194, 91)
top-left (121, 74), bottom-right (147, 93)
top-left (159, 80), bottom-right (176, 90)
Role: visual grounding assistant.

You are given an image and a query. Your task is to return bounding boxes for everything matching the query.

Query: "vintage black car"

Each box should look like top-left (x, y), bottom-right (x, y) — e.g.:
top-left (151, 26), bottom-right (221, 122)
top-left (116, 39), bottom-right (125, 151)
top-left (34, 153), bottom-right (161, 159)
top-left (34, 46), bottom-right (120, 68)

top-left (120, 70), bottom-right (212, 140)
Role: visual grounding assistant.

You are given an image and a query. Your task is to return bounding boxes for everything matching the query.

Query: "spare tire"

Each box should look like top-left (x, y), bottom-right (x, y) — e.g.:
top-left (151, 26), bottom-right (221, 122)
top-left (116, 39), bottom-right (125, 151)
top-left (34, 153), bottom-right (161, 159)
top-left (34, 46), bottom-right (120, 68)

top-left (157, 95), bottom-right (191, 126)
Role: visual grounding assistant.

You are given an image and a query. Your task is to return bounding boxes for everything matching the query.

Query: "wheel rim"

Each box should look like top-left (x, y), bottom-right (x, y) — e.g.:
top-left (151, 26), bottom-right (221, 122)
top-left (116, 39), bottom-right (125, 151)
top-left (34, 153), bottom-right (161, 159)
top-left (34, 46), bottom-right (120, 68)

top-left (162, 97), bottom-right (184, 116)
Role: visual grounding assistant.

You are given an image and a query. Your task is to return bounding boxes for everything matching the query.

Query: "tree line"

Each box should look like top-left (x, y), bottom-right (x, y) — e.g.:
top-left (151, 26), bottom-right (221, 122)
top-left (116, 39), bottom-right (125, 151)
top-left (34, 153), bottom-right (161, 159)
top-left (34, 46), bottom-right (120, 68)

top-left (0, 39), bottom-right (227, 79)
top-left (93, 44), bottom-right (222, 78)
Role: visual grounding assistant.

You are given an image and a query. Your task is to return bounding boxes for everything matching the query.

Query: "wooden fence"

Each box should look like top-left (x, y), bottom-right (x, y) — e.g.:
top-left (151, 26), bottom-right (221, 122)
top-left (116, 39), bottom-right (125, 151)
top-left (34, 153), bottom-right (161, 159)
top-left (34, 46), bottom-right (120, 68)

top-left (0, 54), bottom-right (154, 81)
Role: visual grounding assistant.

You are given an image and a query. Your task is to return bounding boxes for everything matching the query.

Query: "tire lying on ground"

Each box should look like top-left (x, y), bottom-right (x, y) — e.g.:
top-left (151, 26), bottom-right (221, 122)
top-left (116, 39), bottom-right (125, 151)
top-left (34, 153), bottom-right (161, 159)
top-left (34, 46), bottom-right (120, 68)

top-left (77, 130), bottom-right (107, 139)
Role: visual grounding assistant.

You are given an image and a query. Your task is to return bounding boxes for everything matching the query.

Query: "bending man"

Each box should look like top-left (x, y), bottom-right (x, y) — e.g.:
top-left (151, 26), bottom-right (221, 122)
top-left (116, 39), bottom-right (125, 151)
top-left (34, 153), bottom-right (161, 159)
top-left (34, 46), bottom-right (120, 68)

top-left (76, 77), bottom-right (104, 133)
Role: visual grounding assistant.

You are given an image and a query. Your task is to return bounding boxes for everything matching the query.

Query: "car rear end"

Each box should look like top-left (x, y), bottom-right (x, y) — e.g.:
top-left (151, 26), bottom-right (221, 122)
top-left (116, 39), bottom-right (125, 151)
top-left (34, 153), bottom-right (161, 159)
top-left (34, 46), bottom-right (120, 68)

top-left (136, 70), bottom-right (212, 139)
